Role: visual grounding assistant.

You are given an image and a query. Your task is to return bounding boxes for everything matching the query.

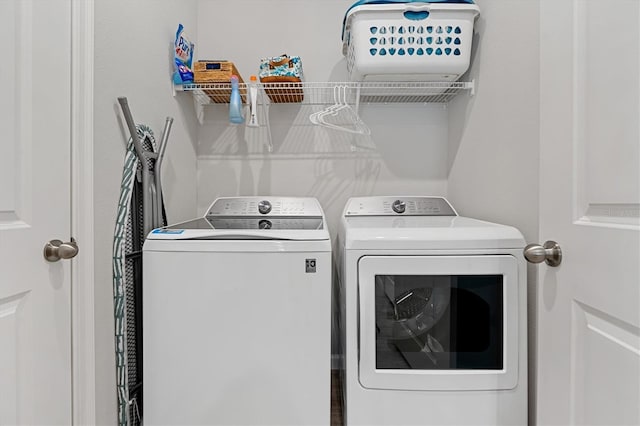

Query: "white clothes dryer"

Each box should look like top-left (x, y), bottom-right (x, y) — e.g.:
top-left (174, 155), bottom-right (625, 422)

top-left (336, 196), bottom-right (527, 425)
top-left (143, 197), bottom-right (331, 425)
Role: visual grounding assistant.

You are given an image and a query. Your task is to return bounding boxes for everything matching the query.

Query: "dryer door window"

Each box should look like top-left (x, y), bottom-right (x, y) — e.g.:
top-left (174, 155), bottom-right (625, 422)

top-left (358, 255), bottom-right (519, 391)
top-left (375, 274), bottom-right (503, 371)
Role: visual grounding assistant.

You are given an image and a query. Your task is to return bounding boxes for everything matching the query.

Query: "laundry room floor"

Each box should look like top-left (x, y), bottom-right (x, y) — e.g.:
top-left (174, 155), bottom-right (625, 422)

top-left (331, 369), bottom-right (343, 425)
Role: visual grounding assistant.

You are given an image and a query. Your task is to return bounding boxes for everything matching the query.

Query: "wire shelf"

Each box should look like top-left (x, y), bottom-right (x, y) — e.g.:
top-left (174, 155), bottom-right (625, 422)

top-left (177, 80), bottom-right (474, 150)
top-left (179, 81), bottom-right (473, 106)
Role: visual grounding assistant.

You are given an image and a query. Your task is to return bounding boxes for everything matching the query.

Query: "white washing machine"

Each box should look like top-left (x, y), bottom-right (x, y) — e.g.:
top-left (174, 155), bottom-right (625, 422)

top-left (336, 196), bottom-right (527, 425)
top-left (143, 196), bottom-right (331, 425)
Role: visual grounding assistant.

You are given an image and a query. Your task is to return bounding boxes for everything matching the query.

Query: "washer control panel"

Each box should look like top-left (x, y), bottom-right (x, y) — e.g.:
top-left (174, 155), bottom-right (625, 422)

top-left (344, 196), bottom-right (457, 216)
top-left (207, 197), bottom-right (324, 217)
top-left (207, 217), bottom-right (323, 230)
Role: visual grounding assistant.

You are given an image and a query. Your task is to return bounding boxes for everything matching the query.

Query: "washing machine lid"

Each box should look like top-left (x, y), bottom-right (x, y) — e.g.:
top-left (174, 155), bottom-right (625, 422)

top-left (342, 196), bottom-right (525, 249)
top-left (147, 197), bottom-right (329, 241)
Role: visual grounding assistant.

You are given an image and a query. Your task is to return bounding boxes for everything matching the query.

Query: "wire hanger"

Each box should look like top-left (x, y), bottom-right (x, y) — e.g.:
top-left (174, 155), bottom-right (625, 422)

top-left (310, 85), bottom-right (371, 135)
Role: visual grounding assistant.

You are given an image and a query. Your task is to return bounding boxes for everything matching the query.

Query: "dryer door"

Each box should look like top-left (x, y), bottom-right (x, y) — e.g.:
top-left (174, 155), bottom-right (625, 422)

top-left (358, 255), bottom-right (519, 391)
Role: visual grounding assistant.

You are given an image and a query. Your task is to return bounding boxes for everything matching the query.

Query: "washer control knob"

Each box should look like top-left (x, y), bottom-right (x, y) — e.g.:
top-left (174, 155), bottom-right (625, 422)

top-left (259, 219), bottom-right (272, 230)
top-left (258, 200), bottom-right (272, 215)
top-left (392, 199), bottom-right (406, 214)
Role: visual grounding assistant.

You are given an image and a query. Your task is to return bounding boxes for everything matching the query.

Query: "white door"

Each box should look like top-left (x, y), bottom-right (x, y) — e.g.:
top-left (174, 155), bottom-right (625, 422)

top-left (538, 1), bottom-right (640, 425)
top-left (0, 0), bottom-right (73, 424)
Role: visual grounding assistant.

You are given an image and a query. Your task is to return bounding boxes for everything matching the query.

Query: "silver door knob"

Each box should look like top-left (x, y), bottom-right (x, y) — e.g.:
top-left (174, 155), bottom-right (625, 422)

top-left (524, 240), bottom-right (562, 267)
top-left (44, 238), bottom-right (79, 262)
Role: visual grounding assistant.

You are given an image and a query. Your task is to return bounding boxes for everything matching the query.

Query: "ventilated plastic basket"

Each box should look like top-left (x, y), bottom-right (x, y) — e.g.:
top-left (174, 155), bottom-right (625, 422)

top-left (342, 3), bottom-right (480, 81)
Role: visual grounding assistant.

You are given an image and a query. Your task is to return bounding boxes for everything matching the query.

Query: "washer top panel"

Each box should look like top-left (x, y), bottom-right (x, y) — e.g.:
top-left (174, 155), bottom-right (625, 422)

top-left (344, 196), bottom-right (457, 217)
top-left (146, 197), bottom-right (329, 241)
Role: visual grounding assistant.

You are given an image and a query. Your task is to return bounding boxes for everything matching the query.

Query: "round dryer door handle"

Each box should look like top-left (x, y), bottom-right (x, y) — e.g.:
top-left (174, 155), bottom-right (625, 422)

top-left (524, 240), bottom-right (562, 267)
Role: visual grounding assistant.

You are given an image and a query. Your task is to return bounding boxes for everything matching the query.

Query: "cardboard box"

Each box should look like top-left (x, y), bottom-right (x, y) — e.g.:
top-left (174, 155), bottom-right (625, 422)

top-left (194, 61), bottom-right (245, 103)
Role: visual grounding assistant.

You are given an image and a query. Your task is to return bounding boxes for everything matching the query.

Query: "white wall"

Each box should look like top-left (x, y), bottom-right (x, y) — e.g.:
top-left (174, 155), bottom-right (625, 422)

top-left (93, 1), bottom-right (198, 423)
top-left (447, 0), bottom-right (539, 239)
top-left (194, 0), bottom-right (450, 236)
top-left (446, 1), bottom-right (540, 424)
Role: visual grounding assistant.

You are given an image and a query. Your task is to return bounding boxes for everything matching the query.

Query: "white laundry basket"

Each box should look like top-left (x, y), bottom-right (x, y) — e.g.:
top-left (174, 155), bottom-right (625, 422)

top-left (342, 2), bottom-right (480, 82)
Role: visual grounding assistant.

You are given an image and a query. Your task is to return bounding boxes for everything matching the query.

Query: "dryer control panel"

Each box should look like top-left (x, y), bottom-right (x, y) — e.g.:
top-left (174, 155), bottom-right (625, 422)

top-left (344, 196), bottom-right (457, 216)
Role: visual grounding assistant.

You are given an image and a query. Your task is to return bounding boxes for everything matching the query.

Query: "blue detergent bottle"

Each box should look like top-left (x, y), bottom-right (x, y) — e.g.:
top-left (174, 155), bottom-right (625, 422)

top-left (229, 75), bottom-right (244, 124)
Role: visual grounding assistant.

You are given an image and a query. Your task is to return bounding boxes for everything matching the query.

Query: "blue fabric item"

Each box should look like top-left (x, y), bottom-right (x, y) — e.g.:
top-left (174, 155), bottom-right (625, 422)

top-left (342, 0), bottom-right (475, 40)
